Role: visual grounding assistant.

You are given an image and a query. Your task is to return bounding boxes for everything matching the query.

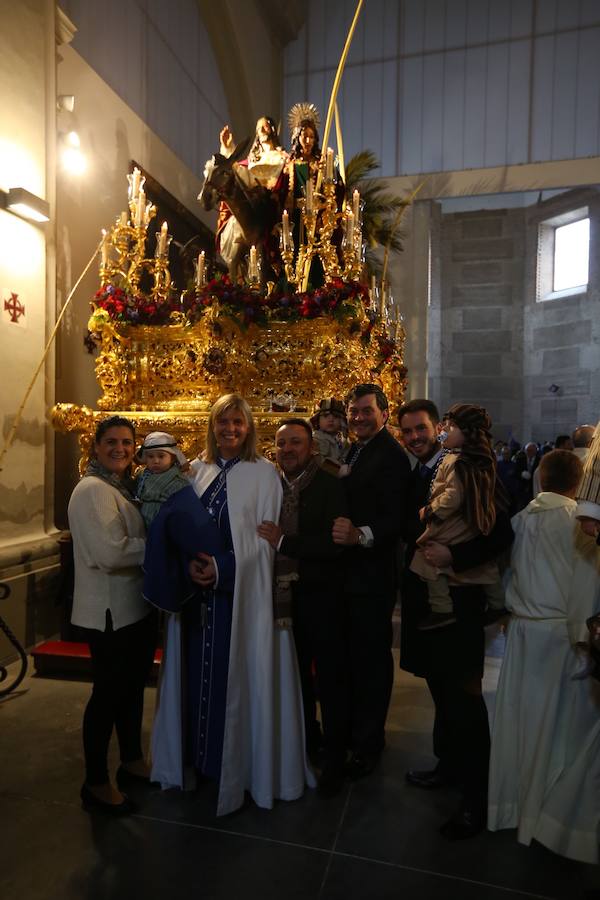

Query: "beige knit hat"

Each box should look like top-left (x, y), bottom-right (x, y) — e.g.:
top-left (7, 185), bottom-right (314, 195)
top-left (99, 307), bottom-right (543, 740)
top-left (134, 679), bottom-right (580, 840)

top-left (137, 431), bottom-right (187, 467)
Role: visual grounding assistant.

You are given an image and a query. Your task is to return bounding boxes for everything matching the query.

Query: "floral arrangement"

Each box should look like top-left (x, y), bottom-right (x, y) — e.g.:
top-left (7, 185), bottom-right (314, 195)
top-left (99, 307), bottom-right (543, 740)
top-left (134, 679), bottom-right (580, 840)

top-left (88, 274), bottom-right (373, 333)
top-left (88, 284), bottom-right (178, 331)
top-left (86, 276), bottom-right (404, 374)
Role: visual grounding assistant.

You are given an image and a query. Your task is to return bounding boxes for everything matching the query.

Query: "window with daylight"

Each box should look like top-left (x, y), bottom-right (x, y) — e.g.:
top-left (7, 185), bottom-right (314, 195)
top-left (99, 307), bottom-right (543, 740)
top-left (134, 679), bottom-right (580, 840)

top-left (537, 207), bottom-right (590, 302)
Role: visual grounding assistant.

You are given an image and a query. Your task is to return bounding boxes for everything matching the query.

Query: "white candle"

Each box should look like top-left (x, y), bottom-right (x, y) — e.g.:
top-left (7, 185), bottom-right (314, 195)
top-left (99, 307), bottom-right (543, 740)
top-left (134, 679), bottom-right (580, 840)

top-left (306, 178), bottom-right (313, 214)
top-left (353, 189), bottom-right (360, 222)
top-left (282, 210), bottom-right (290, 250)
top-left (196, 250), bottom-right (205, 287)
top-left (130, 167), bottom-right (140, 200)
top-left (100, 229), bottom-right (109, 266)
top-left (250, 245), bottom-right (257, 279)
top-left (346, 211), bottom-right (354, 245)
top-left (326, 148), bottom-right (334, 180)
top-left (136, 188), bottom-right (145, 227)
top-left (158, 221), bottom-right (168, 256)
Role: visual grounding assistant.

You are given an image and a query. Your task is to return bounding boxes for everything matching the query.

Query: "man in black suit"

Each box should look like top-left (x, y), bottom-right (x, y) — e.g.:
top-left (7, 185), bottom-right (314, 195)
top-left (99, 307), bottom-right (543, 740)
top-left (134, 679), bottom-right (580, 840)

top-left (258, 419), bottom-right (349, 794)
top-left (398, 398), bottom-right (513, 839)
top-left (332, 383), bottom-right (411, 779)
top-left (514, 441), bottom-right (541, 509)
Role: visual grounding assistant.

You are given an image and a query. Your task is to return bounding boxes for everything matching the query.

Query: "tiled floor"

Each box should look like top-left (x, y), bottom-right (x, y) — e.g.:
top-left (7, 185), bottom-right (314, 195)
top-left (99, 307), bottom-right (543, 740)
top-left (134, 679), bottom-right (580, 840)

top-left (1, 634), bottom-right (598, 900)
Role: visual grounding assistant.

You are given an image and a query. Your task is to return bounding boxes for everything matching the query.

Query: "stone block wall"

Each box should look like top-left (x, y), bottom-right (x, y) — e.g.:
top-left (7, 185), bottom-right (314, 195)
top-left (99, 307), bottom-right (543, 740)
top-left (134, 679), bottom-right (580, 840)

top-left (429, 208), bottom-right (525, 441)
top-left (429, 189), bottom-right (600, 444)
top-left (522, 188), bottom-right (600, 442)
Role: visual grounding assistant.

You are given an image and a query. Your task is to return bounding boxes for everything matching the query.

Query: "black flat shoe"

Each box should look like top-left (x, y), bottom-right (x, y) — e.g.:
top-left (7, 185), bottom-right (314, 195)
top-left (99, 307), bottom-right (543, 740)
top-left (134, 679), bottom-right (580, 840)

top-left (439, 807), bottom-right (486, 840)
top-left (116, 765), bottom-right (153, 790)
top-left (80, 783), bottom-right (135, 816)
top-left (405, 768), bottom-right (453, 790)
top-left (344, 753), bottom-right (379, 781)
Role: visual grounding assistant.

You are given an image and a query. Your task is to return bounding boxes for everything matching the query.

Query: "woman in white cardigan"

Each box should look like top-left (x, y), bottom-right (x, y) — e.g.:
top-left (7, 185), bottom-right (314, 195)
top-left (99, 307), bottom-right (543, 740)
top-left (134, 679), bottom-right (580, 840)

top-left (68, 415), bottom-right (155, 815)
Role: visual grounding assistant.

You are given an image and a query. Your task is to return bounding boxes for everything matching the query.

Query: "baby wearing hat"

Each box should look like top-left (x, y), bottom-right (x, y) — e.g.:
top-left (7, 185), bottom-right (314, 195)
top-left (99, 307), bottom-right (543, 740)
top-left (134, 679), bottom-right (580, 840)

top-left (135, 431), bottom-right (190, 529)
top-left (310, 398), bottom-right (349, 476)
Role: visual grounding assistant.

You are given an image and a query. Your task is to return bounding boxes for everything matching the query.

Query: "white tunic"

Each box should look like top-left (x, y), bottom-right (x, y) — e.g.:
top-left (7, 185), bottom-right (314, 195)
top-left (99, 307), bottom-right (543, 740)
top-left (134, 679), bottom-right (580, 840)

top-left (488, 492), bottom-right (600, 863)
top-left (151, 457), bottom-right (313, 815)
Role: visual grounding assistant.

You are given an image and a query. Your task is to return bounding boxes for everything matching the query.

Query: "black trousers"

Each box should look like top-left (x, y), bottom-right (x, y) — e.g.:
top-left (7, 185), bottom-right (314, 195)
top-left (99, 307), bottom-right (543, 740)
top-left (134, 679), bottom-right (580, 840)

top-left (83, 610), bottom-right (156, 785)
top-left (346, 590), bottom-right (396, 757)
top-left (292, 586), bottom-right (349, 764)
top-left (426, 674), bottom-right (490, 814)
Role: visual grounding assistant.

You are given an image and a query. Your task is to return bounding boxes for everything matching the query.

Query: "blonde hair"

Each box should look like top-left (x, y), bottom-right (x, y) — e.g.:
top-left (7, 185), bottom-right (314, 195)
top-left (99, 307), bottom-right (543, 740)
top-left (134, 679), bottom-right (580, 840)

top-left (205, 394), bottom-right (258, 464)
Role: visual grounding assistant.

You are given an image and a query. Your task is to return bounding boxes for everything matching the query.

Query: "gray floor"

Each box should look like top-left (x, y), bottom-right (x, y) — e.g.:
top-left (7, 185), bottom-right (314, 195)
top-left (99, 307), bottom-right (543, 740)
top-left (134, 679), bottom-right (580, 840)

top-left (1, 637), bottom-right (598, 900)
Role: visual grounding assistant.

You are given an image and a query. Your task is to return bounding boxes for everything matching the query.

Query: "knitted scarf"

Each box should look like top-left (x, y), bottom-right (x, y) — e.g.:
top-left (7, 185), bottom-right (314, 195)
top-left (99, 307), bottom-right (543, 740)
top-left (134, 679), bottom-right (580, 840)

top-left (274, 457), bottom-right (320, 627)
top-left (84, 459), bottom-right (137, 502)
top-left (135, 466), bottom-right (190, 527)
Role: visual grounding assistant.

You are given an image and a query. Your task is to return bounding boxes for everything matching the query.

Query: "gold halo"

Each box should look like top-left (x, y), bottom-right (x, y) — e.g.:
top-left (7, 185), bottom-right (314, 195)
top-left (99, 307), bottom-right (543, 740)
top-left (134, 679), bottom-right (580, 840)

top-left (287, 102), bottom-right (321, 137)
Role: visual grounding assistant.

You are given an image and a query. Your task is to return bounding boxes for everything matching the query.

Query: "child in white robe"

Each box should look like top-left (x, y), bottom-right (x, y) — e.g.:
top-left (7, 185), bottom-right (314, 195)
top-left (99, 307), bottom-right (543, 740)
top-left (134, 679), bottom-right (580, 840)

top-left (488, 449), bottom-right (600, 863)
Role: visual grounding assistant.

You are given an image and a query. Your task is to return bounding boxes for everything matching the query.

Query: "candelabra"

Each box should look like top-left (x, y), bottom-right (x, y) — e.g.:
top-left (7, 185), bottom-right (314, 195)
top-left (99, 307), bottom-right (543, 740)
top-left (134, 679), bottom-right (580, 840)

top-left (98, 167), bottom-right (172, 303)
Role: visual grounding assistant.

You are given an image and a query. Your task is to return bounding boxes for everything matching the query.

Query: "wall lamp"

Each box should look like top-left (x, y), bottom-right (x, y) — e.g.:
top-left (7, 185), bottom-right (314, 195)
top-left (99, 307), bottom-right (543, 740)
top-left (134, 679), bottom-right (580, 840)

top-left (0, 187), bottom-right (50, 223)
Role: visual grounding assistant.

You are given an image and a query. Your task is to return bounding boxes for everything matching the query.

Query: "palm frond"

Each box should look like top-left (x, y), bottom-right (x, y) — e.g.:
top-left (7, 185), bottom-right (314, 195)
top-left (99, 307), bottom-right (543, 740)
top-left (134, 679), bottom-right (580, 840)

top-left (345, 150), bottom-right (380, 188)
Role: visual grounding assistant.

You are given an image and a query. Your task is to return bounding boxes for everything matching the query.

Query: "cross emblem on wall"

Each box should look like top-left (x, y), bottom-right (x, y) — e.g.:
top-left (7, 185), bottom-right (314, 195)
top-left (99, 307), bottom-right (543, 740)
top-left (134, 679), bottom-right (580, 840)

top-left (4, 293), bottom-right (25, 323)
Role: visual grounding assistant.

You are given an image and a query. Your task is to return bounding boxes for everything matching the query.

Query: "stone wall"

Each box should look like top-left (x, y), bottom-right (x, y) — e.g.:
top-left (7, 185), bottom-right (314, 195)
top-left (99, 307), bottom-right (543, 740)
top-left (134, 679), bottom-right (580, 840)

top-left (429, 207), bottom-right (525, 440)
top-left (429, 189), bottom-right (600, 443)
top-left (522, 188), bottom-right (600, 442)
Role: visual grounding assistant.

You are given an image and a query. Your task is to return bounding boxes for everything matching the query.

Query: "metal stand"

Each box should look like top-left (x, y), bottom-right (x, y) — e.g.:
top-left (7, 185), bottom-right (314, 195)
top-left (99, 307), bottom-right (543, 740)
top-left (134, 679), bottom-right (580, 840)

top-left (0, 583), bottom-right (28, 696)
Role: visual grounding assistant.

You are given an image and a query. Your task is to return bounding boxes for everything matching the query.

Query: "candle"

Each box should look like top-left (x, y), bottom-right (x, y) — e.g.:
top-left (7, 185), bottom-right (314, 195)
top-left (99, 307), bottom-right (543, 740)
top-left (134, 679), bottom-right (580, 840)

top-left (346, 211), bottom-right (354, 245)
top-left (306, 178), bottom-right (313, 214)
top-left (196, 250), bottom-right (205, 287)
top-left (250, 245), bottom-right (258, 279)
top-left (352, 189), bottom-right (360, 222)
top-left (326, 148), bottom-right (334, 181)
top-left (282, 210), bottom-right (290, 250)
top-left (371, 274), bottom-right (376, 300)
top-left (135, 188), bottom-right (145, 227)
top-left (130, 167), bottom-right (141, 201)
top-left (120, 211), bottom-right (128, 226)
top-left (100, 229), bottom-right (109, 266)
top-left (158, 221), bottom-right (168, 256)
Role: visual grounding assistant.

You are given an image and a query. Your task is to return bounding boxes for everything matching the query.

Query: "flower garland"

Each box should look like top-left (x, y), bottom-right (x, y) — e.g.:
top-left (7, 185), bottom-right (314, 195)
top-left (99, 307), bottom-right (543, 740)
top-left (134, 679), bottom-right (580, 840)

top-left (87, 275), bottom-right (404, 375)
top-left (89, 274), bottom-right (372, 332)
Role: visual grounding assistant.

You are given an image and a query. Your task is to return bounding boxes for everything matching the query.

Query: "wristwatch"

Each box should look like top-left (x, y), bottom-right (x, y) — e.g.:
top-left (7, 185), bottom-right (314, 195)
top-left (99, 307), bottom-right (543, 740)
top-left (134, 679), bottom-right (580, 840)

top-left (357, 530), bottom-right (367, 547)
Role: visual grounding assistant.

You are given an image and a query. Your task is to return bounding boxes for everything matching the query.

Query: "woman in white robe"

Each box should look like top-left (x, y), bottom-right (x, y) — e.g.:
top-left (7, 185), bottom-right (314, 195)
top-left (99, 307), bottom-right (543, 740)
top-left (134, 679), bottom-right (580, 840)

top-left (488, 450), bottom-right (600, 863)
top-left (150, 394), bottom-right (312, 815)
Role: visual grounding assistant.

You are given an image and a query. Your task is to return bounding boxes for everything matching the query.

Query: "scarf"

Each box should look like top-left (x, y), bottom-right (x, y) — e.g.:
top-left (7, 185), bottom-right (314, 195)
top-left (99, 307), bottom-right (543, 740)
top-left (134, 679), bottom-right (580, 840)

top-left (84, 458), bottom-right (136, 502)
top-left (273, 457), bottom-right (320, 627)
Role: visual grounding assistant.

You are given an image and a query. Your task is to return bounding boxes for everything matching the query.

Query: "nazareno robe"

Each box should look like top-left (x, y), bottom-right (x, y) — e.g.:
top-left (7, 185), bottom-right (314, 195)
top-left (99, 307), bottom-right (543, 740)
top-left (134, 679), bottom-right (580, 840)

top-left (488, 492), bottom-right (600, 863)
top-left (146, 459), bottom-right (313, 816)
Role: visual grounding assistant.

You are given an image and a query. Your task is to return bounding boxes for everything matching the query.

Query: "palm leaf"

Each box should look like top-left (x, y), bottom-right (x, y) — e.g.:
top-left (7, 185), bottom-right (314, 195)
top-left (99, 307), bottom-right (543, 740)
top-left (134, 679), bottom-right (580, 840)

top-left (345, 150), bottom-right (407, 266)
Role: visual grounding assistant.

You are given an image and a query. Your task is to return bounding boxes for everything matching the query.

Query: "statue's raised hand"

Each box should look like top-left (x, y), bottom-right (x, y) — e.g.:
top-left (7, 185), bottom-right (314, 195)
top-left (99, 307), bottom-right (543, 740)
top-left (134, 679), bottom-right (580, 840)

top-left (220, 125), bottom-right (234, 157)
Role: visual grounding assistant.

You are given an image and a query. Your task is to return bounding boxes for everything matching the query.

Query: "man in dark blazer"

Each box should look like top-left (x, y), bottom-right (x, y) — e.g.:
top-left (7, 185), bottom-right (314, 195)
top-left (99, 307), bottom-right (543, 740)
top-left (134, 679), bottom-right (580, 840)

top-left (332, 383), bottom-right (411, 779)
top-left (258, 418), bottom-right (350, 794)
top-left (513, 441), bottom-right (541, 509)
top-left (398, 398), bottom-right (514, 839)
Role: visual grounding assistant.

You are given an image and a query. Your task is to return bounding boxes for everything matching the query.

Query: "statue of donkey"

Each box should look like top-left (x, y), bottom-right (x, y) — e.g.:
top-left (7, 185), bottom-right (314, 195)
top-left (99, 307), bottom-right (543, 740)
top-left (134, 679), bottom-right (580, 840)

top-left (198, 138), bottom-right (278, 283)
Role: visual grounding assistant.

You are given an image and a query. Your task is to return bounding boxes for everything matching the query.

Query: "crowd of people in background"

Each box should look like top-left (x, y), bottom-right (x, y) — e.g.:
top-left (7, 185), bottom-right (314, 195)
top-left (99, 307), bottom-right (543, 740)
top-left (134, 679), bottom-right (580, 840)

top-left (495, 425), bottom-right (596, 514)
top-left (66, 389), bottom-right (600, 866)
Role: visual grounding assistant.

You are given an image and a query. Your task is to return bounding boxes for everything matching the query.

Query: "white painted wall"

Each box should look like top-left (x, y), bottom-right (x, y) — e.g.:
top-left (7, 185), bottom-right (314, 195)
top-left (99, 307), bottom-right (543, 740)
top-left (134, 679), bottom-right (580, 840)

top-left (60, 0), bottom-right (230, 177)
top-left (0, 0), bottom-right (53, 546)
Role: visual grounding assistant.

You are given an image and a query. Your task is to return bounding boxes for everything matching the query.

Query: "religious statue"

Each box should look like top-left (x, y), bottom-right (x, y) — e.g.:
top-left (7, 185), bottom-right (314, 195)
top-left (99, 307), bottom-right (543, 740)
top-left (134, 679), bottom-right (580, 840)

top-left (198, 116), bottom-right (288, 282)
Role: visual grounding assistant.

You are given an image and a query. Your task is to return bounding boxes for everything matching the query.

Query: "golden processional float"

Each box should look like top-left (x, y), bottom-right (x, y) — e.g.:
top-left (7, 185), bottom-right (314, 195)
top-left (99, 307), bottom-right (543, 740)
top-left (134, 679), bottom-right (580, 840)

top-left (50, 162), bottom-right (408, 467)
